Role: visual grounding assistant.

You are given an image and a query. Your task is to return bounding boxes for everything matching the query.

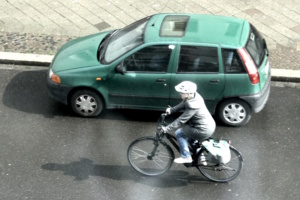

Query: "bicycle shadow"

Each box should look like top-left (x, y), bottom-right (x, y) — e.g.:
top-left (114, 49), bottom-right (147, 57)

top-left (41, 158), bottom-right (211, 188)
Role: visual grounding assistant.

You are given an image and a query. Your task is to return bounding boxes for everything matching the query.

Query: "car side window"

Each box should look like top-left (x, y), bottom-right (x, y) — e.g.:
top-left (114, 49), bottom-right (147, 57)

top-left (222, 49), bottom-right (246, 73)
top-left (177, 46), bottom-right (219, 73)
top-left (123, 45), bottom-right (172, 73)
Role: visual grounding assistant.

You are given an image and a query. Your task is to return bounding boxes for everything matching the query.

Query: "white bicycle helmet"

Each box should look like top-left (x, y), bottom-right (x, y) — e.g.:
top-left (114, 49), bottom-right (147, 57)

top-left (175, 81), bottom-right (197, 94)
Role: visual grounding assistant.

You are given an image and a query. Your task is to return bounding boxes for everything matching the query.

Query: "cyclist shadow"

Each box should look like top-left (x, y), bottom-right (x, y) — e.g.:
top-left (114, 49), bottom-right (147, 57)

top-left (41, 158), bottom-right (210, 188)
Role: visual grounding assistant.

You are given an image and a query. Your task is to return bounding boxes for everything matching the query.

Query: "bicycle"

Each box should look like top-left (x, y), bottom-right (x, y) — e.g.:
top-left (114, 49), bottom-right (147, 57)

top-left (127, 113), bottom-right (243, 182)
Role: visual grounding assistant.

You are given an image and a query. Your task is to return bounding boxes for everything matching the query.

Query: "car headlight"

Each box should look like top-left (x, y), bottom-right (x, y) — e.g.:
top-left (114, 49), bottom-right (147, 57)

top-left (49, 68), bottom-right (61, 84)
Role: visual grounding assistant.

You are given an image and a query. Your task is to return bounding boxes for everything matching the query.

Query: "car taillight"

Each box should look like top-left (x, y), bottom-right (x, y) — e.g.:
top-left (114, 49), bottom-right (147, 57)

top-left (238, 48), bottom-right (259, 84)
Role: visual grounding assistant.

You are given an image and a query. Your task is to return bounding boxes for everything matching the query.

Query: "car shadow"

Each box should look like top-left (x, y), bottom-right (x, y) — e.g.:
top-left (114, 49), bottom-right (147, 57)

top-left (2, 70), bottom-right (218, 123)
top-left (2, 70), bottom-right (181, 122)
top-left (2, 70), bottom-right (73, 118)
top-left (41, 158), bottom-right (211, 187)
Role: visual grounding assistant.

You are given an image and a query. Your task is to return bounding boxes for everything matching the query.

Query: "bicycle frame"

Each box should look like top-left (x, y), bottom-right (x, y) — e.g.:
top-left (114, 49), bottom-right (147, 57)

top-left (155, 113), bottom-right (203, 167)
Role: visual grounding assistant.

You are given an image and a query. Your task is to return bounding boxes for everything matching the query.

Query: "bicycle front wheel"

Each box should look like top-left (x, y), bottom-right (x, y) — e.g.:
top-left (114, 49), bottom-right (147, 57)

top-left (197, 146), bottom-right (243, 182)
top-left (127, 137), bottom-right (174, 176)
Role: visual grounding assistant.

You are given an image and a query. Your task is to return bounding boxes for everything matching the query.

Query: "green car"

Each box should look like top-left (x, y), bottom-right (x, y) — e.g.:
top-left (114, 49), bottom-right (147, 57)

top-left (47, 13), bottom-right (271, 127)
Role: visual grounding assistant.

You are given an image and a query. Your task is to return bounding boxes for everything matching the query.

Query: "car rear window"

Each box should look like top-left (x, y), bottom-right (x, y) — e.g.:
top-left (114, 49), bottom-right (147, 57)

top-left (160, 15), bottom-right (189, 37)
top-left (245, 24), bottom-right (266, 68)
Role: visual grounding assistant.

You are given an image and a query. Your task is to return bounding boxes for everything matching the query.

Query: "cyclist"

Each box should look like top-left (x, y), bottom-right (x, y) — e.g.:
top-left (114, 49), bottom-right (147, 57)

top-left (161, 81), bottom-right (216, 164)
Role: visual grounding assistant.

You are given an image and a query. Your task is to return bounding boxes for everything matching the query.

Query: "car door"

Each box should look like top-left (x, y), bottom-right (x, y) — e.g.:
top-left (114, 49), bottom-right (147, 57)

top-left (107, 44), bottom-right (176, 110)
top-left (169, 44), bottom-right (225, 112)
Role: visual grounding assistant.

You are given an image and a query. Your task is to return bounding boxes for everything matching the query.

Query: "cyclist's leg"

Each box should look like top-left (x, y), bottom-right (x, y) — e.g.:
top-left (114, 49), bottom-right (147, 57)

top-left (175, 128), bottom-right (191, 159)
top-left (176, 125), bottom-right (209, 155)
top-left (184, 125), bottom-right (214, 144)
top-left (188, 138), bottom-right (197, 149)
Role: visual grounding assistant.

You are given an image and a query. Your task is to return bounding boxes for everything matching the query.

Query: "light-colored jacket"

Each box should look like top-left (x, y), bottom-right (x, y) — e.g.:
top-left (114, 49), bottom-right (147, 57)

top-left (165, 92), bottom-right (216, 134)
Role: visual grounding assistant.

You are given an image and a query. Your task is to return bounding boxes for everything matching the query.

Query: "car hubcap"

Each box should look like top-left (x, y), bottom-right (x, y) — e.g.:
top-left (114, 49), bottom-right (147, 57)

top-left (75, 95), bottom-right (97, 115)
top-left (223, 103), bottom-right (246, 124)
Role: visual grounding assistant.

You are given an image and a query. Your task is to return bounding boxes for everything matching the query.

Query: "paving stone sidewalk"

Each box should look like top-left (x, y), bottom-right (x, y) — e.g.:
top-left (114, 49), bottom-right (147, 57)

top-left (0, 0), bottom-right (300, 70)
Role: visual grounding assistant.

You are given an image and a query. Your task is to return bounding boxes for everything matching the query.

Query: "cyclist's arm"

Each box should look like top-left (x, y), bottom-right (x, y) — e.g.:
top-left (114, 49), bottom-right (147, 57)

top-left (170, 101), bottom-right (185, 114)
top-left (165, 108), bottom-right (198, 132)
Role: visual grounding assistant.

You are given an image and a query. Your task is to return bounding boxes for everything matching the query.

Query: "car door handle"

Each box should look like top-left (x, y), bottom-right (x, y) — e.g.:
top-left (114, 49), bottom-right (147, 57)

top-left (156, 79), bottom-right (166, 83)
top-left (210, 79), bottom-right (220, 84)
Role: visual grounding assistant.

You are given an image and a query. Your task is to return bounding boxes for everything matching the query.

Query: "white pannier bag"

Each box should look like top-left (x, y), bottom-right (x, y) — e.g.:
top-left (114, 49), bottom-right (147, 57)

top-left (202, 139), bottom-right (231, 164)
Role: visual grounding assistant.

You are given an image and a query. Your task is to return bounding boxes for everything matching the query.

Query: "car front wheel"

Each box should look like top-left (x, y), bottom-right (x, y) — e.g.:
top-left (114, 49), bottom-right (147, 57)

top-left (70, 90), bottom-right (103, 117)
top-left (218, 99), bottom-right (251, 127)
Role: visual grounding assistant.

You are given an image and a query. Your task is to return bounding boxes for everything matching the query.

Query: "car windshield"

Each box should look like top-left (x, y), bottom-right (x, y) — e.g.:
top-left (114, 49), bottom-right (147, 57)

top-left (103, 17), bottom-right (150, 63)
top-left (245, 24), bottom-right (266, 68)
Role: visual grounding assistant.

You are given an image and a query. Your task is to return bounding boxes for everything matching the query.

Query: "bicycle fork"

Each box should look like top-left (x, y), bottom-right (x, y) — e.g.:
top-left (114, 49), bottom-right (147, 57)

top-left (147, 140), bottom-right (160, 160)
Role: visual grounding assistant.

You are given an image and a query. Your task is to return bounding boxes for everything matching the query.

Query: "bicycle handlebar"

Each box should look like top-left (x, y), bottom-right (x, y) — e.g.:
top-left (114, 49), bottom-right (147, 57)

top-left (161, 113), bottom-right (168, 117)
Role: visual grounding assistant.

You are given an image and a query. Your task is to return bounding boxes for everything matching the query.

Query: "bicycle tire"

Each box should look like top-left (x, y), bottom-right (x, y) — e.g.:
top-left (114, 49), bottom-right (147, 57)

top-left (197, 146), bottom-right (243, 182)
top-left (127, 137), bottom-right (174, 176)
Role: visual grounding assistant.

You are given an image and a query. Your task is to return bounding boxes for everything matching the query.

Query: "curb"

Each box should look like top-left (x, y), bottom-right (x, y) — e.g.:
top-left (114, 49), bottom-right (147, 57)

top-left (0, 52), bottom-right (300, 83)
top-left (271, 69), bottom-right (300, 83)
top-left (0, 52), bottom-right (53, 66)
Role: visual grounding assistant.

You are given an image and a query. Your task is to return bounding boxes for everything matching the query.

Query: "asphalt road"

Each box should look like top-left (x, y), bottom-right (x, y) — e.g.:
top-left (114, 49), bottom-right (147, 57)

top-left (0, 64), bottom-right (299, 200)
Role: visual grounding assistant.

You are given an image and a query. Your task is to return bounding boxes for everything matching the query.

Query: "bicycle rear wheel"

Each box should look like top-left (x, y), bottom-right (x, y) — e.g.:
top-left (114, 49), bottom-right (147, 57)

top-left (197, 146), bottom-right (243, 182)
top-left (127, 137), bottom-right (174, 176)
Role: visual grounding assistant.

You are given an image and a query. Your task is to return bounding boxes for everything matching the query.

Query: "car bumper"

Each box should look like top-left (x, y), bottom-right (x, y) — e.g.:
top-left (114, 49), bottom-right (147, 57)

top-left (240, 75), bottom-right (271, 113)
top-left (47, 78), bottom-right (72, 105)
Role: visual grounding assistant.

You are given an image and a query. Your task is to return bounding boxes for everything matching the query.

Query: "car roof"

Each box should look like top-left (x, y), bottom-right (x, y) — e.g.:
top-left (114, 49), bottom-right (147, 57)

top-left (144, 13), bottom-right (250, 49)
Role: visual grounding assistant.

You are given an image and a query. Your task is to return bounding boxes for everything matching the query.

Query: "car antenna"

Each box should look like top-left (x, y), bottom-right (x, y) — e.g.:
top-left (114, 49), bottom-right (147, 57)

top-left (151, 15), bottom-right (158, 27)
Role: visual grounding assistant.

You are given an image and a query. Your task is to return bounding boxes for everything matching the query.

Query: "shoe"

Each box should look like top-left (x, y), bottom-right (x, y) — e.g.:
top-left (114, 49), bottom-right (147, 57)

top-left (199, 154), bottom-right (207, 166)
top-left (174, 157), bottom-right (193, 164)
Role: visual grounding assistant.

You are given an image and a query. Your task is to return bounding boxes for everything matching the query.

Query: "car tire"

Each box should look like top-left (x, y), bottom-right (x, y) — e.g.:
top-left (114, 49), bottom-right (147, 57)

top-left (218, 99), bottom-right (251, 127)
top-left (70, 90), bottom-right (103, 117)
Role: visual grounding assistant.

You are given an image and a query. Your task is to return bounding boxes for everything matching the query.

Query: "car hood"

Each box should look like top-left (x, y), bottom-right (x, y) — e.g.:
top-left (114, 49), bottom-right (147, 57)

top-left (51, 31), bottom-right (111, 72)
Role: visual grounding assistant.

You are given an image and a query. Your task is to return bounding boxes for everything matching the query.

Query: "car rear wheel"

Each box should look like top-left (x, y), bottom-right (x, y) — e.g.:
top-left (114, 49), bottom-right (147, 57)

top-left (70, 90), bottom-right (103, 117)
top-left (218, 99), bottom-right (251, 127)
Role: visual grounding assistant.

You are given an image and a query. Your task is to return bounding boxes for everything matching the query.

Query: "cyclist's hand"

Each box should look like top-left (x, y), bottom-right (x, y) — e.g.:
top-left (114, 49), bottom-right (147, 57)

top-left (160, 126), bottom-right (167, 133)
top-left (166, 107), bottom-right (171, 115)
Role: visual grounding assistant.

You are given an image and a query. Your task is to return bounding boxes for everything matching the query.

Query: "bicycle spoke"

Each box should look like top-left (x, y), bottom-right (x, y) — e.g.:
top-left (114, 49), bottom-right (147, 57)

top-left (152, 158), bottom-right (166, 169)
top-left (220, 165), bottom-right (236, 171)
top-left (131, 146), bottom-right (149, 155)
top-left (155, 151), bottom-right (173, 159)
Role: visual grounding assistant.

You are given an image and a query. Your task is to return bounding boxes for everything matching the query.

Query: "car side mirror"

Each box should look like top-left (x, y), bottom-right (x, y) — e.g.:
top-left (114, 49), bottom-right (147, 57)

top-left (115, 63), bottom-right (127, 75)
